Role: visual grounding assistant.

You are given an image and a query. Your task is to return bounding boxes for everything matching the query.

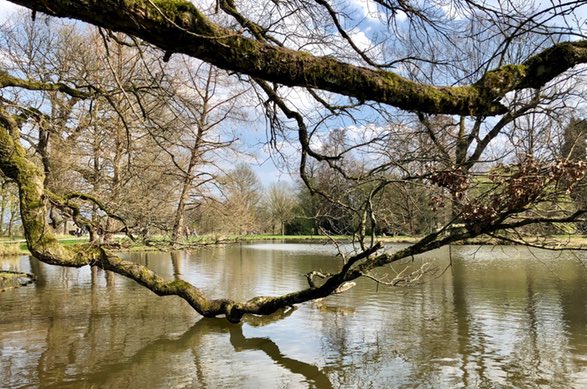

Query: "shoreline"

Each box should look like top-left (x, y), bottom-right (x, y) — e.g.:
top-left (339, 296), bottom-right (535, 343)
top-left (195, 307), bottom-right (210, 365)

top-left (1, 234), bottom-right (587, 257)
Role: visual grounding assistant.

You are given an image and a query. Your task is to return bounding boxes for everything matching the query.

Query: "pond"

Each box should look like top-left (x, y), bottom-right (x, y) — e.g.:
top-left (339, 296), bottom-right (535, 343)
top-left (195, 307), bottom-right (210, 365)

top-left (1, 242), bottom-right (587, 388)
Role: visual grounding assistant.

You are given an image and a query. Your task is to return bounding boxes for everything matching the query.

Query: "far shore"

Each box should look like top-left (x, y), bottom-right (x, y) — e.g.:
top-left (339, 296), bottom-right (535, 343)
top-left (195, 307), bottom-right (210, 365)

top-left (1, 233), bottom-right (587, 256)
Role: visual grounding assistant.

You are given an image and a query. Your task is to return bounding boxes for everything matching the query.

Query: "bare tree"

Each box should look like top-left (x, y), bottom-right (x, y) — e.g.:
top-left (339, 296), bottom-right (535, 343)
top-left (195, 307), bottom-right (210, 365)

top-left (0, 15), bottom-right (181, 241)
top-left (218, 164), bottom-right (262, 235)
top-left (146, 60), bottom-right (246, 242)
top-left (265, 182), bottom-right (296, 235)
top-left (2, 1), bottom-right (587, 323)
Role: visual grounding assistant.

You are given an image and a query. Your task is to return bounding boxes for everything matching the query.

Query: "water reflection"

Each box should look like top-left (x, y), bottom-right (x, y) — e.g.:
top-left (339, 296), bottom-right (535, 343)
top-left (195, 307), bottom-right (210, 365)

top-left (1, 244), bottom-right (587, 387)
top-left (448, 247), bottom-right (587, 388)
top-left (58, 314), bottom-right (332, 389)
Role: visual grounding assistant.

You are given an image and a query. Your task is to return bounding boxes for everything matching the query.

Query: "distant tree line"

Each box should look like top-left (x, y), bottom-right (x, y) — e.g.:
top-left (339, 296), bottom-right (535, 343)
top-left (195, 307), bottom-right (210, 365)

top-left (0, 15), bottom-right (452, 240)
top-left (5, 0), bottom-right (587, 322)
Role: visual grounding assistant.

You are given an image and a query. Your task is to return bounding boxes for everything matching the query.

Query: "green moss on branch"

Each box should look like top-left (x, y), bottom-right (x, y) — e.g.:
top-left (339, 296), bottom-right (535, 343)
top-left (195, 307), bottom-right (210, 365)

top-left (11, 0), bottom-right (582, 116)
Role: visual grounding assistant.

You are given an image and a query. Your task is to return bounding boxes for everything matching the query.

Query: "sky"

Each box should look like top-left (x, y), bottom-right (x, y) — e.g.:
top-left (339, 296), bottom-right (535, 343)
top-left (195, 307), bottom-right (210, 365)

top-left (0, 0), bottom-right (21, 19)
top-left (0, 0), bottom-right (296, 187)
top-left (3, 0), bottom-right (587, 186)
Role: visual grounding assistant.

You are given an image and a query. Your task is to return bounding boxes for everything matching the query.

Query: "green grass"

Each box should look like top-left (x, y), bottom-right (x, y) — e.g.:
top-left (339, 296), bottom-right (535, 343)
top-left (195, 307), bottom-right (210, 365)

top-left (138, 233), bottom-right (433, 246)
top-left (53, 237), bottom-right (89, 246)
top-left (3, 233), bottom-right (587, 257)
top-left (231, 234), bottom-right (349, 241)
top-left (0, 235), bottom-right (89, 256)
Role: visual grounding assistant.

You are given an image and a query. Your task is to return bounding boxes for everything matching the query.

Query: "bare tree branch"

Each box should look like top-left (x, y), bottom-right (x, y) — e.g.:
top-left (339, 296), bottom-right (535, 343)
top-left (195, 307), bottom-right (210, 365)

top-left (7, 0), bottom-right (587, 115)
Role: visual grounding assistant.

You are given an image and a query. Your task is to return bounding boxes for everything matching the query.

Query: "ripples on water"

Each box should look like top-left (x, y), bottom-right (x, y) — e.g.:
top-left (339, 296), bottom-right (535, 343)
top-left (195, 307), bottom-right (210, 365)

top-left (1, 243), bottom-right (587, 388)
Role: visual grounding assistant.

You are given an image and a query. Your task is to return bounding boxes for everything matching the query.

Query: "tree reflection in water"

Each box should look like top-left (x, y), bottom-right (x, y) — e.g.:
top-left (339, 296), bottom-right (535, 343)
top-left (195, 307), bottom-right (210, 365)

top-left (3, 246), bottom-right (587, 388)
top-left (71, 309), bottom-right (331, 388)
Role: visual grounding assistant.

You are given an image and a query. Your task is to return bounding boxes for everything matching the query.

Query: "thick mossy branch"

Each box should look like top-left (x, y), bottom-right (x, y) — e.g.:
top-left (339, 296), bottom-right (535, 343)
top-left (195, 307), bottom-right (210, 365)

top-left (0, 106), bottom-right (386, 323)
top-left (519, 41), bottom-right (587, 89)
top-left (97, 248), bottom-right (239, 319)
top-left (97, 246), bottom-right (389, 323)
top-left (8, 0), bottom-right (587, 116)
top-left (0, 70), bottom-right (93, 98)
top-left (0, 105), bottom-right (549, 322)
top-left (2, 102), bottom-right (577, 323)
top-left (0, 108), bottom-right (86, 266)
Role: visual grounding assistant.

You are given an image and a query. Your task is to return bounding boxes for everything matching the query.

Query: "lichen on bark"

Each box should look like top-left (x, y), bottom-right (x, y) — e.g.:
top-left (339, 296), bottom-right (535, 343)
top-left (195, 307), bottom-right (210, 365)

top-left (0, 107), bottom-right (85, 266)
top-left (9, 0), bottom-right (587, 116)
top-left (0, 107), bottom-right (369, 322)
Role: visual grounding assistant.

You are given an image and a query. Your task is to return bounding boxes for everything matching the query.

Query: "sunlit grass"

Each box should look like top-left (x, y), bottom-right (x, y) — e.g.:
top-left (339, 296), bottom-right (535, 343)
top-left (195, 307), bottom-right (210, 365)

top-left (0, 235), bottom-right (89, 256)
top-left (1, 232), bottom-right (586, 257)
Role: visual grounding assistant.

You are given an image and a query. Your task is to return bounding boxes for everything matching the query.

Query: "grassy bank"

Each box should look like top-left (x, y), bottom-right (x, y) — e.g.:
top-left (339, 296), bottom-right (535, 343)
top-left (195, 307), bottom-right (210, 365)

top-left (2, 233), bottom-right (587, 257)
top-left (0, 236), bottom-right (89, 256)
top-left (0, 242), bottom-right (24, 256)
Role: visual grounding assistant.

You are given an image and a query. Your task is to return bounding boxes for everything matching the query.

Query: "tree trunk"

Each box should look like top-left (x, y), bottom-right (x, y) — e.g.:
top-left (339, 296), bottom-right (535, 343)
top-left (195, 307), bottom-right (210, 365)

top-left (8, 205), bottom-right (16, 237)
top-left (91, 124), bottom-right (101, 244)
top-left (0, 190), bottom-right (5, 236)
top-left (172, 83), bottom-right (209, 242)
top-left (172, 193), bottom-right (188, 242)
top-left (0, 108), bottom-right (81, 265)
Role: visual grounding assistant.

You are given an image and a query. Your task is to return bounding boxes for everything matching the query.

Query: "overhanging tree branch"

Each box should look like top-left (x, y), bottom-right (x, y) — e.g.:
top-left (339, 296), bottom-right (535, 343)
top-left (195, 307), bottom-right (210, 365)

top-left (0, 70), bottom-right (94, 98)
top-left (7, 0), bottom-right (587, 116)
top-left (3, 1), bottom-right (587, 326)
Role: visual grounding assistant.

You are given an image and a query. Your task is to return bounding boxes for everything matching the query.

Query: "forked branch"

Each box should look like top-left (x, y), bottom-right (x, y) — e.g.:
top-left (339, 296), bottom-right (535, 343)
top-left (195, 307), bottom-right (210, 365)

top-left (8, 0), bottom-right (587, 115)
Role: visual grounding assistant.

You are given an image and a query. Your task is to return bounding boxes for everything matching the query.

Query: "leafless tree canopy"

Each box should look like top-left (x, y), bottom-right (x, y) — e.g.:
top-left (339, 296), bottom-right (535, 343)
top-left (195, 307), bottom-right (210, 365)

top-left (2, 0), bottom-right (587, 322)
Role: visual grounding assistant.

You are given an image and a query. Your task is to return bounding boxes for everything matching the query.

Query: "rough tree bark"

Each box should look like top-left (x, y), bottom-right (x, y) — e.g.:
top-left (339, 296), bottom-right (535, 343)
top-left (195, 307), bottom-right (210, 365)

top-left (0, 101), bottom-right (500, 323)
top-left (2, 95), bottom-right (586, 322)
top-left (6, 1), bottom-right (587, 116)
top-left (3, 1), bottom-right (587, 323)
top-left (0, 104), bottom-right (403, 322)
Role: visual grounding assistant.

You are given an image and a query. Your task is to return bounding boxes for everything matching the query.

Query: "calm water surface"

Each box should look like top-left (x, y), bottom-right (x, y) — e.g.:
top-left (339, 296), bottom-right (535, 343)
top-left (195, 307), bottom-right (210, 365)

top-left (1, 243), bottom-right (587, 388)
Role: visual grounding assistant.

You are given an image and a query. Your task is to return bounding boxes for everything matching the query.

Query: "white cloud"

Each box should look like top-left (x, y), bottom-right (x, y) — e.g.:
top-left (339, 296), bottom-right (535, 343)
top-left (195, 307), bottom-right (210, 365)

top-left (345, 0), bottom-right (407, 23)
top-left (347, 28), bottom-right (372, 52)
top-left (347, 0), bottom-right (386, 22)
top-left (0, 0), bottom-right (24, 21)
